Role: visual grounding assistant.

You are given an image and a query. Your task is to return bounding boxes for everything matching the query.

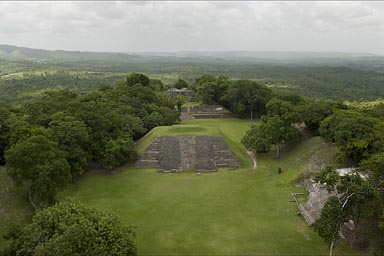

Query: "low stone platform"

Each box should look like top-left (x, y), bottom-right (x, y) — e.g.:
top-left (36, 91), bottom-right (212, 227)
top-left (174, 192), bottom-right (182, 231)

top-left (135, 136), bottom-right (240, 172)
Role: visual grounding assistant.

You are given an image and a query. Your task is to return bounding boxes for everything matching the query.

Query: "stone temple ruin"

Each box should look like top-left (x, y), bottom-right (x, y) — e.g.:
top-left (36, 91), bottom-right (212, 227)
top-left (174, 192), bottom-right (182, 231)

top-left (298, 168), bottom-right (369, 250)
top-left (298, 179), bottom-right (331, 225)
top-left (180, 105), bottom-right (232, 120)
top-left (135, 136), bottom-right (240, 172)
top-left (298, 168), bottom-right (360, 225)
top-left (167, 88), bottom-right (195, 102)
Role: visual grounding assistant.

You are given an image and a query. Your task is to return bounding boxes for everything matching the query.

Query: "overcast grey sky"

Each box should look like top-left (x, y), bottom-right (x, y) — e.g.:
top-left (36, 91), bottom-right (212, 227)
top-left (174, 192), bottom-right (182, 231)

top-left (0, 1), bottom-right (383, 54)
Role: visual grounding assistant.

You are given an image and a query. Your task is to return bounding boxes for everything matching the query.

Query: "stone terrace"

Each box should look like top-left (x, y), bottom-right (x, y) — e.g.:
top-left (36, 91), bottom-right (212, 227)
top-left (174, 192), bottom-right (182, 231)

top-left (135, 136), bottom-right (240, 173)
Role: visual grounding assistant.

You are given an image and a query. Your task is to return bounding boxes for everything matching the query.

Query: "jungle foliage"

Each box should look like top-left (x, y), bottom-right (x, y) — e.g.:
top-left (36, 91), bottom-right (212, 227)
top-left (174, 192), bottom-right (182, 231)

top-left (0, 73), bottom-right (180, 209)
top-left (3, 199), bottom-right (136, 256)
top-left (2, 47), bottom-right (384, 103)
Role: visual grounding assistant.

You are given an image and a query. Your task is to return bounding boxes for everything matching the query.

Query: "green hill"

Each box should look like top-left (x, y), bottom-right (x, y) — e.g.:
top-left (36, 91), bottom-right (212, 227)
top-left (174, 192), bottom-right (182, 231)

top-left (0, 44), bottom-right (140, 62)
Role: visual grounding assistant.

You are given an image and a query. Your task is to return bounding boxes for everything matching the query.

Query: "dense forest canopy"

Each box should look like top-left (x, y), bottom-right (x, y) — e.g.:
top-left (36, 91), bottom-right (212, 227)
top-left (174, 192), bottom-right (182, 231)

top-left (0, 73), bottom-right (182, 211)
top-left (1, 45), bottom-right (384, 102)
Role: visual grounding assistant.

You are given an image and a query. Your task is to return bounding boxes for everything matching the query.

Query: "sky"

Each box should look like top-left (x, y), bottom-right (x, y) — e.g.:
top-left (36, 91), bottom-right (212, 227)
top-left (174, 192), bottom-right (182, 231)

top-left (0, 1), bottom-right (383, 54)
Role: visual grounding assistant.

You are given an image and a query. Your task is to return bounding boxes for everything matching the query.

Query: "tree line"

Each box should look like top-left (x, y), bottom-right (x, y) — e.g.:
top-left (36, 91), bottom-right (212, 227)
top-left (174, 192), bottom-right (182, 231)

top-left (1, 73), bottom-right (181, 209)
top-left (0, 73), bottom-right (183, 255)
top-left (239, 88), bottom-right (384, 255)
top-left (3, 57), bottom-right (384, 104)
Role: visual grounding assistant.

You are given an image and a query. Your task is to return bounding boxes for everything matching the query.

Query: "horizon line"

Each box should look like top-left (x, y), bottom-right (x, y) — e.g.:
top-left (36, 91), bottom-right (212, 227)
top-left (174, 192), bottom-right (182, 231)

top-left (0, 43), bottom-right (382, 57)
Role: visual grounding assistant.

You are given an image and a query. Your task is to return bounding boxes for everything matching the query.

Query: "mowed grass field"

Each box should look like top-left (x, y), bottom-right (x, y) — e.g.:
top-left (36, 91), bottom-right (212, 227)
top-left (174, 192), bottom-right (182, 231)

top-left (59, 119), bottom-right (361, 255)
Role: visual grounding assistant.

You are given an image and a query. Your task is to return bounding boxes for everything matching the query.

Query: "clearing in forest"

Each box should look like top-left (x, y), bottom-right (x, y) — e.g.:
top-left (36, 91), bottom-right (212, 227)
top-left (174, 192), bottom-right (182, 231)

top-left (59, 119), bottom-right (362, 256)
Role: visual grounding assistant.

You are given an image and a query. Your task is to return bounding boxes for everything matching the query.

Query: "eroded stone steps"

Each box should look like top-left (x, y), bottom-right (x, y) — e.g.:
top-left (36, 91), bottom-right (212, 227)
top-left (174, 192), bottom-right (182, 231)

top-left (134, 135), bottom-right (240, 172)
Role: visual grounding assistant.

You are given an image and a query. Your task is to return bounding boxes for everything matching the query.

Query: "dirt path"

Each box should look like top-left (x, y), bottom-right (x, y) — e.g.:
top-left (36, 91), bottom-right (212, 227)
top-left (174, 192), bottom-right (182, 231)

top-left (246, 150), bottom-right (257, 169)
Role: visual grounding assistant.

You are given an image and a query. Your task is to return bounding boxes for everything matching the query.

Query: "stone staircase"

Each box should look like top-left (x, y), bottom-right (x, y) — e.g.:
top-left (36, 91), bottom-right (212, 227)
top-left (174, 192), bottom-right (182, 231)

top-left (134, 136), bottom-right (240, 173)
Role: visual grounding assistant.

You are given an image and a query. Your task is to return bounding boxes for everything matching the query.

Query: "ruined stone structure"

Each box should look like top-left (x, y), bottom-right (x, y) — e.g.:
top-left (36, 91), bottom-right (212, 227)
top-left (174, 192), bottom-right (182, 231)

top-left (135, 136), bottom-right (240, 172)
top-left (180, 105), bottom-right (232, 120)
top-left (298, 173), bottom-right (369, 251)
top-left (167, 88), bottom-right (195, 102)
top-left (298, 179), bottom-right (332, 225)
top-left (298, 168), bottom-right (362, 226)
top-left (180, 105), bottom-right (227, 113)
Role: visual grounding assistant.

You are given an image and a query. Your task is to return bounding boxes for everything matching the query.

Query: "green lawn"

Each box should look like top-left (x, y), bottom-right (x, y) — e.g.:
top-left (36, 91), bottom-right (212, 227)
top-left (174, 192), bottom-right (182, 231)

top-left (59, 118), bottom-right (362, 255)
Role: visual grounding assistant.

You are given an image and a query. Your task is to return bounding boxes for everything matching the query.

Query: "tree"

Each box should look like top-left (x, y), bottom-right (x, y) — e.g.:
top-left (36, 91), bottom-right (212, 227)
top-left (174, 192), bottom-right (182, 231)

top-left (242, 98), bottom-right (301, 158)
top-left (264, 115), bottom-right (300, 158)
top-left (126, 73), bottom-right (150, 87)
top-left (359, 153), bottom-right (384, 254)
top-left (102, 137), bottom-right (138, 170)
top-left (4, 112), bottom-right (49, 146)
top-left (48, 112), bottom-right (90, 181)
top-left (149, 79), bottom-right (164, 91)
top-left (174, 78), bottom-right (188, 89)
top-left (242, 115), bottom-right (300, 158)
top-left (360, 152), bottom-right (384, 192)
top-left (266, 98), bottom-right (299, 124)
top-left (0, 105), bottom-right (11, 164)
top-left (297, 99), bottom-right (342, 134)
top-left (313, 167), bottom-right (377, 256)
top-left (275, 92), bottom-right (304, 106)
top-left (313, 196), bottom-right (346, 256)
top-left (194, 75), bottom-right (229, 105)
top-left (5, 199), bottom-right (136, 256)
top-left (157, 92), bottom-right (175, 109)
top-left (128, 84), bottom-right (157, 104)
top-left (5, 135), bottom-right (71, 209)
top-left (22, 89), bottom-right (78, 127)
top-left (174, 95), bottom-right (185, 112)
top-left (241, 124), bottom-right (270, 154)
top-left (319, 110), bottom-right (384, 163)
top-left (221, 80), bottom-right (273, 118)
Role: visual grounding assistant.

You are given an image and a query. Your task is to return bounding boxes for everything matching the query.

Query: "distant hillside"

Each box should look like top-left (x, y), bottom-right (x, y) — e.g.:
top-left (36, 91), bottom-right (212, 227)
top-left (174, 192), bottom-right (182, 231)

top-left (1, 44), bottom-right (384, 102)
top-left (135, 50), bottom-right (378, 59)
top-left (0, 44), bottom-right (143, 63)
top-left (1, 44), bottom-right (382, 64)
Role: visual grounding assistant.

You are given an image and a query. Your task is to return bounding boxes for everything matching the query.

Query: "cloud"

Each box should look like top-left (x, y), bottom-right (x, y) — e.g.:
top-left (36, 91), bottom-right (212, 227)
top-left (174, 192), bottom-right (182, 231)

top-left (0, 1), bottom-right (383, 54)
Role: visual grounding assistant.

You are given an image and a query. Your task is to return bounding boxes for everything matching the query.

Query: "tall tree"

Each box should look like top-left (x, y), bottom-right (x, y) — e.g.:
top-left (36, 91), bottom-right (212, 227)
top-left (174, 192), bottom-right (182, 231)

top-left (194, 75), bottom-right (229, 105)
top-left (48, 112), bottom-right (90, 181)
top-left (242, 99), bottom-right (300, 158)
top-left (242, 114), bottom-right (300, 158)
top-left (359, 153), bottom-right (384, 254)
top-left (313, 196), bottom-right (346, 256)
top-left (313, 167), bottom-right (377, 256)
top-left (5, 135), bottom-right (71, 209)
top-left (221, 80), bottom-right (272, 118)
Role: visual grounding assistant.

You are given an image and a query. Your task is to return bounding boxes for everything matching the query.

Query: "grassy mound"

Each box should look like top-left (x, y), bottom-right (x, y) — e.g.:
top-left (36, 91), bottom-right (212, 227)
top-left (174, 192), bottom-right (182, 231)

top-left (136, 124), bottom-right (219, 154)
top-left (57, 119), bottom-right (360, 255)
